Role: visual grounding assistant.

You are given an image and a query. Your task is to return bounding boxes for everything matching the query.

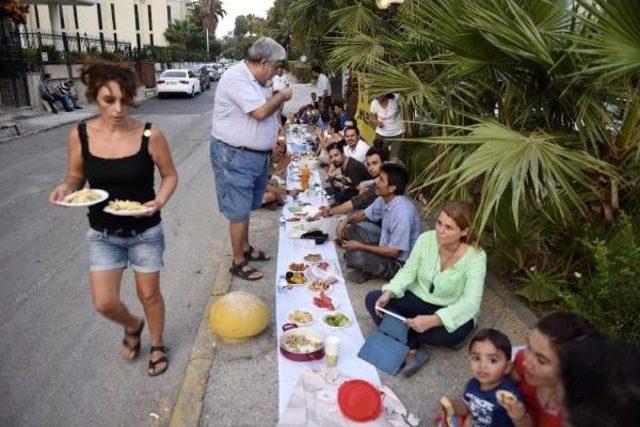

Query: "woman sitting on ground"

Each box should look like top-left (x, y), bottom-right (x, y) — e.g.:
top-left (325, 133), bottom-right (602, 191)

top-left (316, 119), bottom-right (344, 167)
top-left (365, 201), bottom-right (486, 377)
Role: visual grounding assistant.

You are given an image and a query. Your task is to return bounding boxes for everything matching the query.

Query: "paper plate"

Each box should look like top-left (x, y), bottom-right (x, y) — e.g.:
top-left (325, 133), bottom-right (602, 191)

top-left (54, 189), bottom-right (109, 207)
top-left (337, 380), bottom-right (382, 422)
top-left (103, 205), bottom-right (152, 217)
top-left (321, 311), bottom-right (352, 330)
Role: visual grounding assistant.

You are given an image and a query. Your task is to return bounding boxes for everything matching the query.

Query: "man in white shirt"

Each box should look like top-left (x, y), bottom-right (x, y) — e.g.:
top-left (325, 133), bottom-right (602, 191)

top-left (210, 37), bottom-right (293, 281)
top-left (344, 126), bottom-right (370, 163)
top-left (271, 64), bottom-right (289, 93)
top-left (312, 65), bottom-right (331, 114)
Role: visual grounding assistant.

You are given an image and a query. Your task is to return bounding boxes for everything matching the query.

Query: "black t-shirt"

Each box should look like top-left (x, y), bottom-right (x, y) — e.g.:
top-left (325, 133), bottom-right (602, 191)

top-left (340, 157), bottom-right (371, 188)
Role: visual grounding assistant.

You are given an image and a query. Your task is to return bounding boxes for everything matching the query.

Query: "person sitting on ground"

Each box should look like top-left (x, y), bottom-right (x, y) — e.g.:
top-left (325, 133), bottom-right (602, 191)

top-left (54, 79), bottom-right (83, 110)
top-left (559, 334), bottom-right (640, 427)
top-left (510, 312), bottom-right (598, 427)
top-left (316, 119), bottom-right (344, 166)
top-left (324, 146), bottom-right (389, 216)
top-left (326, 141), bottom-right (371, 205)
top-left (365, 200), bottom-right (486, 376)
top-left (38, 73), bottom-right (73, 113)
top-left (343, 126), bottom-right (370, 163)
top-left (340, 163), bottom-right (421, 283)
top-left (440, 328), bottom-right (529, 427)
top-left (333, 100), bottom-right (351, 131)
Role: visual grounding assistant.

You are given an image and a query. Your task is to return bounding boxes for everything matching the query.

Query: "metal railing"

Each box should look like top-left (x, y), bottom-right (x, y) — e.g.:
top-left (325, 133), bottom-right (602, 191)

top-left (13, 32), bottom-right (133, 63)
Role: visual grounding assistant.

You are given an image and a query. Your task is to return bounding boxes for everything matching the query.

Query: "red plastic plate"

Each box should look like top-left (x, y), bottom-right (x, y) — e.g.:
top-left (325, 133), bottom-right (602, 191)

top-left (337, 379), bottom-right (382, 422)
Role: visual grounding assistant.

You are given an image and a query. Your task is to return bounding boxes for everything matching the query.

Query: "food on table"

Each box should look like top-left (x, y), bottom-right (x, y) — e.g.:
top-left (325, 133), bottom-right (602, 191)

top-left (106, 199), bottom-right (146, 212)
top-left (282, 333), bottom-right (323, 353)
top-left (286, 217), bottom-right (301, 222)
top-left (323, 312), bottom-right (351, 328)
top-left (313, 291), bottom-right (335, 310)
top-left (288, 262), bottom-right (307, 272)
top-left (316, 261), bottom-right (331, 271)
top-left (287, 310), bottom-right (315, 325)
top-left (63, 188), bottom-right (101, 204)
top-left (286, 272), bottom-right (307, 285)
top-left (308, 280), bottom-right (331, 293)
top-left (304, 253), bottom-right (323, 262)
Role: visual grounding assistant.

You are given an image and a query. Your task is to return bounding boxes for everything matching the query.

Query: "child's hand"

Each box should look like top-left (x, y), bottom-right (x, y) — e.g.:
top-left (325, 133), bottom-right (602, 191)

top-left (496, 390), bottom-right (526, 421)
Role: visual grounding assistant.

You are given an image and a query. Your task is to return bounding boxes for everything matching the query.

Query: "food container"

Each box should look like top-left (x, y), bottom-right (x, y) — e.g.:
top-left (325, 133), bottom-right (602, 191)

top-left (279, 325), bottom-right (325, 362)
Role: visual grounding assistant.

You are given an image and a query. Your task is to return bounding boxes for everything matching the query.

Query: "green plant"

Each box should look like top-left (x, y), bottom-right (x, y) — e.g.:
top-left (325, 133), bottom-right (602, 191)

top-left (563, 216), bottom-right (640, 345)
top-left (290, 61), bottom-right (312, 83)
top-left (517, 268), bottom-right (567, 303)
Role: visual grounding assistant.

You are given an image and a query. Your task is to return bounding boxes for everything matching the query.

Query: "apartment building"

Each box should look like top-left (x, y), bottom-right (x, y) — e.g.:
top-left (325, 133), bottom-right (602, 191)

top-left (24, 0), bottom-right (190, 48)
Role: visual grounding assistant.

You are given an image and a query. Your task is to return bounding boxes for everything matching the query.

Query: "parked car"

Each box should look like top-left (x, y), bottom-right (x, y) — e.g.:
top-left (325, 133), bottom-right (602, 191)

top-left (191, 66), bottom-right (211, 91)
top-left (203, 64), bottom-right (221, 81)
top-left (157, 69), bottom-right (201, 98)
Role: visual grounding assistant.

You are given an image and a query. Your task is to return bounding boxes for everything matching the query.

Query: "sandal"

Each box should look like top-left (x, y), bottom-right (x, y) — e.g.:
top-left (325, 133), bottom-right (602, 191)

top-left (402, 349), bottom-right (429, 377)
top-left (122, 318), bottom-right (145, 360)
top-left (148, 345), bottom-right (169, 377)
top-left (243, 245), bottom-right (271, 262)
top-left (229, 260), bottom-right (263, 281)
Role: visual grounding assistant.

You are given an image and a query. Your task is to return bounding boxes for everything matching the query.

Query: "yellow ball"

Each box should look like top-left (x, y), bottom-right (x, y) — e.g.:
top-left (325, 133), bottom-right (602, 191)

top-left (209, 291), bottom-right (270, 343)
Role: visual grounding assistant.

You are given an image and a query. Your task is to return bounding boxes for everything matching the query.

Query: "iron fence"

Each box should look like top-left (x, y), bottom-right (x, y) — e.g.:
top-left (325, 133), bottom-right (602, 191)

top-left (13, 32), bottom-right (133, 63)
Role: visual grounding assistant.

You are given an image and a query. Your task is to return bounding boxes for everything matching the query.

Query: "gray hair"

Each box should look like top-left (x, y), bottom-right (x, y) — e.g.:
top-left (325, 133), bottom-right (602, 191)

top-left (246, 37), bottom-right (286, 63)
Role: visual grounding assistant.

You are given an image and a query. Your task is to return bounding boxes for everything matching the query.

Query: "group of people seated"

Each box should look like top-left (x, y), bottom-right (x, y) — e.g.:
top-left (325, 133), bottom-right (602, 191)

top-left (38, 73), bottom-right (83, 114)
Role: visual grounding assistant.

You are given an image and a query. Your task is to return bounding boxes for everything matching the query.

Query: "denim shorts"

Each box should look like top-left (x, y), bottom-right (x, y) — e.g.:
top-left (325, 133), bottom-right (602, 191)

top-left (210, 137), bottom-right (270, 222)
top-left (86, 224), bottom-right (165, 273)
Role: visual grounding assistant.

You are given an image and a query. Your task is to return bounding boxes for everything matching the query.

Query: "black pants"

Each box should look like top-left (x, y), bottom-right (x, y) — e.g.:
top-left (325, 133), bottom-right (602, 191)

top-left (365, 290), bottom-right (474, 349)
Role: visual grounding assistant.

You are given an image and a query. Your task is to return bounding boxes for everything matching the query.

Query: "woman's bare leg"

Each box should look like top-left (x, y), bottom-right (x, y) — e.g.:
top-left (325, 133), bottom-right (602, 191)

top-left (134, 271), bottom-right (167, 374)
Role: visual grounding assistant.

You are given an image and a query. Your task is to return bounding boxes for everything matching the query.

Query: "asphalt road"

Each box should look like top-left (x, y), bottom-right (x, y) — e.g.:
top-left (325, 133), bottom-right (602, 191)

top-left (0, 86), bottom-right (224, 427)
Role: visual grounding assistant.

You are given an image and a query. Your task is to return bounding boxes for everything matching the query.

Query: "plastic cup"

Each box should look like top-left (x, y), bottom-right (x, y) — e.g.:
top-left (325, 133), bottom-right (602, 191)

top-left (326, 336), bottom-right (340, 367)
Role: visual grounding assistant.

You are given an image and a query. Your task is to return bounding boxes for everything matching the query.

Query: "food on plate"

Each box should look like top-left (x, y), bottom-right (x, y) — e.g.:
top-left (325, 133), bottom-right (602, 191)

top-left (286, 217), bottom-right (301, 222)
top-left (282, 333), bottom-right (323, 353)
top-left (287, 310), bottom-right (315, 325)
top-left (304, 253), bottom-right (323, 262)
top-left (322, 312), bottom-right (351, 328)
top-left (288, 262), bottom-right (307, 272)
top-left (63, 188), bottom-right (100, 204)
top-left (106, 199), bottom-right (146, 212)
top-left (313, 291), bottom-right (335, 310)
top-left (496, 390), bottom-right (519, 407)
top-left (308, 280), bottom-right (331, 293)
top-left (286, 272), bottom-right (306, 285)
top-left (316, 261), bottom-right (331, 271)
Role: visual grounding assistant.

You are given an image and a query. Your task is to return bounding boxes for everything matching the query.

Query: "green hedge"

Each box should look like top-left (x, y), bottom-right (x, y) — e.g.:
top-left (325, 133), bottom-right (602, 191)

top-left (289, 61), bottom-right (312, 83)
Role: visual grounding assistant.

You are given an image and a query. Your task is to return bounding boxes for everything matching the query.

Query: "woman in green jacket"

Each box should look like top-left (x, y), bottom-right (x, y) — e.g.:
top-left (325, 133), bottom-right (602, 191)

top-left (365, 201), bottom-right (487, 376)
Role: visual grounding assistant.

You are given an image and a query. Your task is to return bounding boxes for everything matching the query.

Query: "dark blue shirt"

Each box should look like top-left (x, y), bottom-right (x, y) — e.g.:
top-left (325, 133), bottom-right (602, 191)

top-left (463, 377), bottom-right (523, 427)
top-left (337, 111), bottom-right (350, 131)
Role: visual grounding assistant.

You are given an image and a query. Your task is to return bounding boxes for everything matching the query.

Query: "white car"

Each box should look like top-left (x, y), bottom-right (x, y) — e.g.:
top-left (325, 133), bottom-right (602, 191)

top-left (157, 69), bottom-right (201, 98)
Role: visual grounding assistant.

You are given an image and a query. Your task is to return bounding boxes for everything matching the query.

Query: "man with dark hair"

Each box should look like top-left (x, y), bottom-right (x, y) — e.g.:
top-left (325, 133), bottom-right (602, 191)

top-left (54, 79), bottom-right (82, 109)
top-left (326, 141), bottom-right (371, 205)
top-left (340, 163), bottom-right (422, 283)
top-left (332, 100), bottom-right (351, 131)
top-left (311, 65), bottom-right (331, 114)
top-left (343, 126), bottom-right (369, 163)
top-left (38, 74), bottom-right (73, 113)
top-left (327, 146), bottom-right (389, 216)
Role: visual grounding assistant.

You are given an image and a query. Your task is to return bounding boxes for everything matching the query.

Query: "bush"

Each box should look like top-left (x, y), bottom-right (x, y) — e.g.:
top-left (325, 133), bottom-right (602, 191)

top-left (562, 216), bottom-right (640, 345)
top-left (290, 61), bottom-right (312, 83)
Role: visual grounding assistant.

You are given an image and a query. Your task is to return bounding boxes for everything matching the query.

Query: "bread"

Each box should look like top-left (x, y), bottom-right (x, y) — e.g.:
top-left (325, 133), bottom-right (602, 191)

top-left (496, 389), bottom-right (518, 407)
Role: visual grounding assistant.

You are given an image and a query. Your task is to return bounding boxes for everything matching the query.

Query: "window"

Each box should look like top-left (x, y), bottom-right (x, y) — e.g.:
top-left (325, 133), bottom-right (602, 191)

top-left (111, 3), bottom-right (116, 30)
top-left (167, 5), bottom-right (171, 24)
top-left (149, 33), bottom-right (154, 46)
top-left (134, 4), bottom-right (140, 31)
top-left (136, 33), bottom-right (141, 49)
top-left (147, 4), bottom-right (153, 31)
top-left (35, 5), bottom-right (40, 29)
top-left (59, 5), bottom-right (65, 29)
top-left (97, 4), bottom-right (103, 30)
top-left (73, 6), bottom-right (79, 29)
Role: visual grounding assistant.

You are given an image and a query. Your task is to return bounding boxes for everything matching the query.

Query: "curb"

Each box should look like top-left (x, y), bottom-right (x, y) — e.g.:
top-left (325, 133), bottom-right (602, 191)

top-left (169, 253), bottom-right (232, 427)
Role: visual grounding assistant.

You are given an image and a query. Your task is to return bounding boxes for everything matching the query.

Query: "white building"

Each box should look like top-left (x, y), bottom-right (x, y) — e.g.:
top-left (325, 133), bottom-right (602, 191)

top-left (23, 0), bottom-right (190, 48)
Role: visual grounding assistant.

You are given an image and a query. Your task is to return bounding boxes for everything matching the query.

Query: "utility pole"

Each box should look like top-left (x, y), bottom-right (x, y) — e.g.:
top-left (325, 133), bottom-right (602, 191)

top-left (206, 28), bottom-right (209, 53)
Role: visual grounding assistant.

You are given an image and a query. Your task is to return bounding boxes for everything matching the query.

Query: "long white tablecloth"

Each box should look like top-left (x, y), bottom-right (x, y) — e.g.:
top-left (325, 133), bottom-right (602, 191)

top-left (275, 136), bottom-right (380, 415)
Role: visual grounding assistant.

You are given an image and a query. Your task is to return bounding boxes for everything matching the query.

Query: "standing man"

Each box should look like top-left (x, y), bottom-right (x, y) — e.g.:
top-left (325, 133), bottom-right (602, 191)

top-left (210, 37), bottom-right (293, 281)
top-left (312, 66), bottom-right (331, 115)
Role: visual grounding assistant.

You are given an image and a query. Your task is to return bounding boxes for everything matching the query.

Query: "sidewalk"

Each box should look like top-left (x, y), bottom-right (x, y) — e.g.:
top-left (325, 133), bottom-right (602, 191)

top-left (0, 88), bottom-right (156, 143)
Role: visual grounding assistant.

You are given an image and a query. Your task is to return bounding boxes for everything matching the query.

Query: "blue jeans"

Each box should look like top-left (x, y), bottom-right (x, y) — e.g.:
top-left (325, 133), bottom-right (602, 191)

top-left (86, 224), bottom-right (165, 273)
top-left (210, 137), bottom-right (270, 222)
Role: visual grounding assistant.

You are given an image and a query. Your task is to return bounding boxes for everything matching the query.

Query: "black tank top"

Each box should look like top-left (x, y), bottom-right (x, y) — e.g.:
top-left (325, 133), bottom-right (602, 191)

top-left (79, 120), bottom-right (161, 235)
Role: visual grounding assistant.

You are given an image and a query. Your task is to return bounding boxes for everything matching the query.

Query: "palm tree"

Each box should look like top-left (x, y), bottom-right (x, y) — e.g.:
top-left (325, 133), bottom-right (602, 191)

top-left (191, 0), bottom-right (226, 35)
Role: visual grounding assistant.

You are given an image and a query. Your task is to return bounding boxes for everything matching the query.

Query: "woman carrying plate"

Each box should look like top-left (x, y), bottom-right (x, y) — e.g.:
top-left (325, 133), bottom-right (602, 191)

top-left (49, 59), bottom-right (178, 376)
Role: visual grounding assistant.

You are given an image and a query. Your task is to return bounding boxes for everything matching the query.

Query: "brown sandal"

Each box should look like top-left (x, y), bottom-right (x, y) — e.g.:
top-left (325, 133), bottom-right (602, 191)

top-left (229, 260), bottom-right (263, 281)
top-left (122, 318), bottom-right (145, 360)
top-left (243, 245), bottom-right (271, 262)
top-left (148, 346), bottom-right (169, 377)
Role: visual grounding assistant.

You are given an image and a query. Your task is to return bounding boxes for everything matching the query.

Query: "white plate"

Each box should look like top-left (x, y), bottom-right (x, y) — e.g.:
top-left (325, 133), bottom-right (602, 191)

top-left (312, 296), bottom-right (340, 311)
top-left (54, 189), bottom-right (109, 207)
top-left (307, 282), bottom-right (333, 294)
top-left (321, 311), bottom-right (352, 329)
top-left (103, 205), bottom-right (152, 217)
top-left (286, 309), bottom-right (316, 327)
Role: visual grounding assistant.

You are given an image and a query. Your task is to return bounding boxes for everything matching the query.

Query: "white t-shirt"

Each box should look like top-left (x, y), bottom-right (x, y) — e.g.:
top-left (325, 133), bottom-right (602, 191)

top-left (272, 73), bottom-right (289, 92)
top-left (315, 73), bottom-right (332, 97)
top-left (211, 61), bottom-right (278, 151)
top-left (345, 139), bottom-right (369, 163)
top-left (370, 94), bottom-right (404, 137)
